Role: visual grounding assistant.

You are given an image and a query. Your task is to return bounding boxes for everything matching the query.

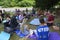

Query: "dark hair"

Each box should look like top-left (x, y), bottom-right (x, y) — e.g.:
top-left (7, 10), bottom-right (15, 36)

top-left (23, 13), bottom-right (26, 16)
top-left (39, 18), bottom-right (45, 24)
top-left (6, 14), bottom-right (11, 18)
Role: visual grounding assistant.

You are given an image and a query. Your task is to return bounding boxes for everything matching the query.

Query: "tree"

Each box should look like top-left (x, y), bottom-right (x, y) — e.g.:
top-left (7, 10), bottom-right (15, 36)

top-left (0, 0), bottom-right (35, 7)
top-left (17, 0), bottom-right (35, 7)
top-left (35, 0), bottom-right (60, 10)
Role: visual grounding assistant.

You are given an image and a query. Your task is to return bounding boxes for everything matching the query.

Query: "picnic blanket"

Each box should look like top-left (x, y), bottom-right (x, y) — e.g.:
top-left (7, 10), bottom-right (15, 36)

top-left (15, 30), bottom-right (25, 38)
top-left (49, 32), bottom-right (60, 40)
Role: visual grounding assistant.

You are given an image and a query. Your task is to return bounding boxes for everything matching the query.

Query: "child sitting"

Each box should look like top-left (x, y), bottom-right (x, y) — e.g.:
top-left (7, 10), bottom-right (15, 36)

top-left (37, 18), bottom-right (49, 40)
top-left (3, 16), bottom-right (13, 33)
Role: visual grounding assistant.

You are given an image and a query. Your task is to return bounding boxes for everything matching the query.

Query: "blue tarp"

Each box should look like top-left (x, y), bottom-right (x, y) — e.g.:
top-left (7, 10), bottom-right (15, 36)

top-left (15, 30), bottom-right (25, 38)
top-left (30, 18), bottom-right (40, 25)
top-left (0, 31), bottom-right (10, 40)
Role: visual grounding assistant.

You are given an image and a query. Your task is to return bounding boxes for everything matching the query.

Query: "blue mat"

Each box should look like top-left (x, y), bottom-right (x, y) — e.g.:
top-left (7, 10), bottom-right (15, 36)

top-left (30, 18), bottom-right (40, 25)
top-left (15, 30), bottom-right (25, 38)
top-left (0, 31), bottom-right (10, 40)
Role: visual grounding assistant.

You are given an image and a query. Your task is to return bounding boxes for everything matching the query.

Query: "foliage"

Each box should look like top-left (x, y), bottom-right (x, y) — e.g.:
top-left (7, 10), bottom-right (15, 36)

top-left (0, 0), bottom-right (35, 7)
top-left (17, 0), bottom-right (35, 7)
top-left (0, 0), bottom-right (60, 9)
top-left (35, 0), bottom-right (60, 10)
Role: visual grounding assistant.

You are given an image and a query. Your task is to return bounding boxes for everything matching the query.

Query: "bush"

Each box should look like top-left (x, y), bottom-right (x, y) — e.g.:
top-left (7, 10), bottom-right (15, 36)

top-left (0, 0), bottom-right (35, 7)
top-left (17, 0), bottom-right (35, 7)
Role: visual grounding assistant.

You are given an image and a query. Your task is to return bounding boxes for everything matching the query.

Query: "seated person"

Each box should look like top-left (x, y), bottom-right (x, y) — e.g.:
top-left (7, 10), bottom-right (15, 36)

top-left (3, 16), bottom-right (11, 27)
top-left (0, 15), bottom-right (2, 23)
top-left (3, 16), bottom-right (12, 33)
top-left (37, 18), bottom-right (49, 40)
top-left (47, 14), bottom-right (54, 27)
top-left (53, 26), bottom-right (59, 31)
top-left (10, 14), bottom-right (18, 31)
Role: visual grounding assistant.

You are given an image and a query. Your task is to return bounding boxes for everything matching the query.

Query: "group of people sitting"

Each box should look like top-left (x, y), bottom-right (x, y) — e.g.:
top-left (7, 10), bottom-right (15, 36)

top-left (0, 8), bottom-right (60, 40)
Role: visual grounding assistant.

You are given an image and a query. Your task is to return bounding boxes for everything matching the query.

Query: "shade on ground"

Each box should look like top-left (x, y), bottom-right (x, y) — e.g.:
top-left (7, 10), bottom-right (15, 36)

top-left (0, 31), bottom-right (10, 40)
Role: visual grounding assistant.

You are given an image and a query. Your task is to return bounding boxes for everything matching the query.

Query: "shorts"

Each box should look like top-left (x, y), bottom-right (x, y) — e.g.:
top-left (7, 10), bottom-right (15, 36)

top-left (47, 23), bottom-right (53, 27)
top-left (38, 38), bottom-right (48, 40)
